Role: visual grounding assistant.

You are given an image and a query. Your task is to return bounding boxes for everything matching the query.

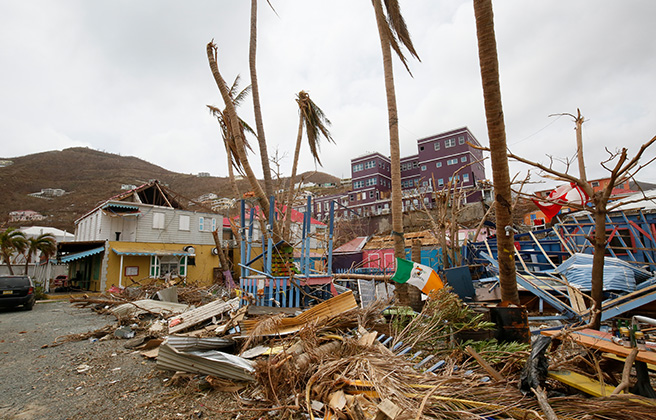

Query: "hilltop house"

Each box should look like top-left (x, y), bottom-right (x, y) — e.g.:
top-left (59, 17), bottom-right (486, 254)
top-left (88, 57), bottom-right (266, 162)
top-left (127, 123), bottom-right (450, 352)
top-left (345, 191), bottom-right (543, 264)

top-left (56, 181), bottom-right (226, 291)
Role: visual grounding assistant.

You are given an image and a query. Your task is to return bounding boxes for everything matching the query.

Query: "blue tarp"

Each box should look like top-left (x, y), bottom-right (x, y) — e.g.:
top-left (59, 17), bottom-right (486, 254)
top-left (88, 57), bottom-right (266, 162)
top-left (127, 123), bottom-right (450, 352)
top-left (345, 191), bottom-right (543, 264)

top-left (555, 253), bottom-right (651, 292)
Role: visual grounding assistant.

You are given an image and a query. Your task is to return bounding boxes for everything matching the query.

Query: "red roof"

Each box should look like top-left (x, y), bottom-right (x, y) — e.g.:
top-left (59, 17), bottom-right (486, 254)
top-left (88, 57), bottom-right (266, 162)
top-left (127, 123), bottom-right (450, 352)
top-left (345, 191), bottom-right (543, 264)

top-left (333, 236), bottom-right (368, 254)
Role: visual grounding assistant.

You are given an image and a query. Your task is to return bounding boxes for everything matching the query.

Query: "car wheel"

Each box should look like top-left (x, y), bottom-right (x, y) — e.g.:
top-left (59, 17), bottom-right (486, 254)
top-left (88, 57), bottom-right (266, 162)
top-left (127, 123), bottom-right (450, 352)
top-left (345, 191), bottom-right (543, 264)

top-left (24, 302), bottom-right (34, 311)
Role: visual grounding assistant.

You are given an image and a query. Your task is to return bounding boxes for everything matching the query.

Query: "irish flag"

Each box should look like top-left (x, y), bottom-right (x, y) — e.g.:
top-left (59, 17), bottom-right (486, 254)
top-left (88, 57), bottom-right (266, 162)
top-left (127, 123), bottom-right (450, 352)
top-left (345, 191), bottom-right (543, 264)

top-left (391, 258), bottom-right (444, 294)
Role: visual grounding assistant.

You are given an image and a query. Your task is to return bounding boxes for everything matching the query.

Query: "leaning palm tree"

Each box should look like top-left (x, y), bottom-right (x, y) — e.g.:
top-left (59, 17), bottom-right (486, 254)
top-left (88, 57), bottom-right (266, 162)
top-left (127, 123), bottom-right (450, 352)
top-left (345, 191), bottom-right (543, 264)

top-left (207, 41), bottom-right (281, 241)
top-left (371, 0), bottom-right (420, 306)
top-left (283, 90), bottom-right (334, 241)
top-left (24, 233), bottom-right (57, 275)
top-left (473, 0), bottom-right (519, 304)
top-left (0, 227), bottom-right (27, 275)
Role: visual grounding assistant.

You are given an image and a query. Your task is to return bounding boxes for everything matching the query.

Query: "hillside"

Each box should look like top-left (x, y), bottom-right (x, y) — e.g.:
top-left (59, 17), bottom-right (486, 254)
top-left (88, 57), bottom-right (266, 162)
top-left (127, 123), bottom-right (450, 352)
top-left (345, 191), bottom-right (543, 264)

top-left (0, 147), bottom-right (340, 231)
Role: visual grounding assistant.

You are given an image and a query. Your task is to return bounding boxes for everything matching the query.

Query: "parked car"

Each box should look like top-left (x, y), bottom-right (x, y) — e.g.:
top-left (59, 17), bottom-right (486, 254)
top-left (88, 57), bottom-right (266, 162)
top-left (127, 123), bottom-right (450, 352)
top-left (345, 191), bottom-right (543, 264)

top-left (0, 275), bottom-right (36, 310)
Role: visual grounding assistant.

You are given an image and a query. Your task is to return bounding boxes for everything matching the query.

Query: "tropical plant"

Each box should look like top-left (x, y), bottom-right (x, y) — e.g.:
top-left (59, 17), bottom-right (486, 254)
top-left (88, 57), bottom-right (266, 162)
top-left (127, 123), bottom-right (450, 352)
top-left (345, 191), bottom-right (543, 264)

top-left (0, 227), bottom-right (27, 275)
top-left (371, 0), bottom-right (420, 306)
top-left (208, 75), bottom-right (254, 203)
top-left (473, 0), bottom-right (519, 304)
top-left (283, 90), bottom-right (334, 241)
top-left (24, 233), bottom-right (57, 275)
top-left (206, 42), bottom-right (281, 240)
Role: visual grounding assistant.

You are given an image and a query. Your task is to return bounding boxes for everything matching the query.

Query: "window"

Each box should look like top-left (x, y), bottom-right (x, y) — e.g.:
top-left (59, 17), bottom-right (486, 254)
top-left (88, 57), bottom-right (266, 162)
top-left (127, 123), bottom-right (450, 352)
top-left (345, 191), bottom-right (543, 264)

top-left (420, 146), bottom-right (424, 151)
top-left (412, 162), bottom-right (418, 168)
top-left (369, 191), bottom-right (374, 198)
top-left (421, 165), bottom-right (426, 171)
top-left (463, 173), bottom-right (470, 182)
top-left (461, 156), bottom-right (467, 162)
top-left (199, 216), bottom-right (204, 231)
top-left (447, 158), bottom-right (458, 165)
top-left (366, 177), bottom-right (377, 186)
top-left (350, 194), bottom-right (355, 201)
top-left (353, 180), bottom-right (364, 189)
top-left (150, 256), bottom-right (160, 277)
top-left (422, 181), bottom-right (428, 187)
top-left (445, 138), bottom-right (456, 148)
top-left (198, 216), bottom-right (215, 232)
top-left (179, 215), bottom-right (190, 231)
top-left (438, 178), bottom-right (444, 186)
top-left (434, 142), bottom-right (440, 151)
top-left (436, 162), bottom-right (442, 168)
top-left (153, 212), bottom-right (165, 229)
top-left (458, 135), bottom-right (465, 145)
top-left (365, 160), bottom-right (376, 169)
top-left (591, 181), bottom-right (600, 187)
top-left (361, 192), bottom-right (366, 200)
top-left (353, 163), bottom-right (363, 172)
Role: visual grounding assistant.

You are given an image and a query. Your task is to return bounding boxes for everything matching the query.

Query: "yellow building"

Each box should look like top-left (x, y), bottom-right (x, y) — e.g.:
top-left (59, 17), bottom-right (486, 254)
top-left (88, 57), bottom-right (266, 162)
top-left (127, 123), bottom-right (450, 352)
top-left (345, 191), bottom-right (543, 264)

top-left (57, 181), bottom-right (227, 291)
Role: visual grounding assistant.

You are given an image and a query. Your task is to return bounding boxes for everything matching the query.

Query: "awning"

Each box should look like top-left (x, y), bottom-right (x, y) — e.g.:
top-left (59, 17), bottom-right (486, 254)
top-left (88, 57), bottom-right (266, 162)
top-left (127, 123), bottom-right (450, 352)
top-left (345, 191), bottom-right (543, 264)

top-left (112, 248), bottom-right (190, 257)
top-left (102, 203), bottom-right (140, 211)
top-left (59, 246), bottom-right (105, 263)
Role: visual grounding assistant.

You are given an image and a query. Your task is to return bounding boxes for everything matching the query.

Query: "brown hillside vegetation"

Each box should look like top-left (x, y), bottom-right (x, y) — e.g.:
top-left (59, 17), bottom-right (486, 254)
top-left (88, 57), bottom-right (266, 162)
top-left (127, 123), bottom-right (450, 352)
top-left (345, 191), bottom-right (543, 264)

top-left (0, 147), bottom-right (340, 231)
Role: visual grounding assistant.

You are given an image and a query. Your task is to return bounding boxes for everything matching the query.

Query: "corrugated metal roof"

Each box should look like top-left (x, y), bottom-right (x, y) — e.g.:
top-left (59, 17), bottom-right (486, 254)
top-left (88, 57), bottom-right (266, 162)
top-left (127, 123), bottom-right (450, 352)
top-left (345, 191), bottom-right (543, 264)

top-left (59, 246), bottom-right (105, 263)
top-left (333, 236), bottom-right (369, 254)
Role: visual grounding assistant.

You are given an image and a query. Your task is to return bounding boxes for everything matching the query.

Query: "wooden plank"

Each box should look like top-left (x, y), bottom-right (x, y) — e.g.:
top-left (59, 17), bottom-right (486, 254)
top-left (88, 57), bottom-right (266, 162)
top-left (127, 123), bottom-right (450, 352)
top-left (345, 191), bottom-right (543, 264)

top-left (542, 328), bottom-right (656, 365)
top-left (548, 370), bottom-right (618, 397)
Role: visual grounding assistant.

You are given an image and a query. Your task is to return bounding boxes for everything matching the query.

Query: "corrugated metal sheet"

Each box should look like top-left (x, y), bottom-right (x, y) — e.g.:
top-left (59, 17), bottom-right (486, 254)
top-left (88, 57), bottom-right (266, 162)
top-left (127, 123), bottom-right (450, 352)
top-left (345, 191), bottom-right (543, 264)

top-left (555, 253), bottom-right (651, 292)
top-left (165, 335), bottom-right (234, 352)
top-left (157, 338), bottom-right (254, 381)
top-left (168, 297), bottom-right (240, 334)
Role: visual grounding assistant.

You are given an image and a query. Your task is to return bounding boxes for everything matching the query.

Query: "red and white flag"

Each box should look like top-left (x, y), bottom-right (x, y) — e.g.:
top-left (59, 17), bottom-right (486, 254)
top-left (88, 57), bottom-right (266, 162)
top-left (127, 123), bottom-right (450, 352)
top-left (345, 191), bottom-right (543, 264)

top-left (533, 182), bottom-right (589, 222)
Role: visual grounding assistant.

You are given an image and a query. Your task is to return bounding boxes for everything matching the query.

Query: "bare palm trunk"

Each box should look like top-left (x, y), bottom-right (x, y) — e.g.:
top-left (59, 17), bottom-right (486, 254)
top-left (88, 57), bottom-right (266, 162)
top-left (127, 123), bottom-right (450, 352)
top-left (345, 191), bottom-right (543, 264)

top-left (284, 118), bottom-right (304, 241)
top-left (474, 0), bottom-right (519, 304)
top-left (249, 0), bottom-right (274, 199)
top-left (373, 0), bottom-right (407, 305)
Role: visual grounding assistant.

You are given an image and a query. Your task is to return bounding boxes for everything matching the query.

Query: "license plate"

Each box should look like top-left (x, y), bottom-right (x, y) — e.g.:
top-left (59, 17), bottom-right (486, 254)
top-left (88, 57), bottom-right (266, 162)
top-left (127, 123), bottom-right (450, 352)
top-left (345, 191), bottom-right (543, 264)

top-left (2, 290), bottom-right (12, 295)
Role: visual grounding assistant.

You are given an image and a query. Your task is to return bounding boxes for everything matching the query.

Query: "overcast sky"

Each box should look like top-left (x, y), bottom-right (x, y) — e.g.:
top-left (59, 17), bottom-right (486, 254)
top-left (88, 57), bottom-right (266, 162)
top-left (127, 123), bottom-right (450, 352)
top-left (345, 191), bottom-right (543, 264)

top-left (1, 1), bottom-right (655, 189)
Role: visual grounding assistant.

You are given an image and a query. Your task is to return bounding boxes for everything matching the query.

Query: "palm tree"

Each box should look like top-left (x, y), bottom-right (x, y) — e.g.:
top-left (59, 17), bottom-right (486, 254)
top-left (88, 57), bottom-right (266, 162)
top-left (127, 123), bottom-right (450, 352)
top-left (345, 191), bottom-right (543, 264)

top-left (207, 42), bottom-right (281, 240)
top-left (24, 233), bottom-right (57, 275)
top-left (283, 90), bottom-right (334, 240)
top-left (249, 0), bottom-right (275, 200)
top-left (473, 0), bottom-right (519, 304)
top-left (208, 75), bottom-right (253, 205)
top-left (371, 0), bottom-right (420, 306)
top-left (0, 227), bottom-right (27, 275)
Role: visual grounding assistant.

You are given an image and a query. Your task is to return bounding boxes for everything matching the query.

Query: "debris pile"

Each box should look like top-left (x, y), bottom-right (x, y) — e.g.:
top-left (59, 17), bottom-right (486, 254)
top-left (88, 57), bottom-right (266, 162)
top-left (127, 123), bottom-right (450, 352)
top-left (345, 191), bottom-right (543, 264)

top-left (57, 280), bottom-right (656, 419)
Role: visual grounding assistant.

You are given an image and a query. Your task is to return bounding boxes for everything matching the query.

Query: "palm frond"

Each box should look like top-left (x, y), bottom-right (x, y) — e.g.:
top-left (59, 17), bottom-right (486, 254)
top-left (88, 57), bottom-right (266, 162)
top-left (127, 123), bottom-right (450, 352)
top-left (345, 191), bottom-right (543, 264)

top-left (296, 90), bottom-right (334, 167)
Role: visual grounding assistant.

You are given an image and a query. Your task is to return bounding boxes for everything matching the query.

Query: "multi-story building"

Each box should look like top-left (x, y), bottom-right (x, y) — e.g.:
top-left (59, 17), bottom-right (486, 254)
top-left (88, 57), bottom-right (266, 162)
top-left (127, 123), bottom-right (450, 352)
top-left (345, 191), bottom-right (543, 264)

top-left (308, 127), bottom-right (488, 221)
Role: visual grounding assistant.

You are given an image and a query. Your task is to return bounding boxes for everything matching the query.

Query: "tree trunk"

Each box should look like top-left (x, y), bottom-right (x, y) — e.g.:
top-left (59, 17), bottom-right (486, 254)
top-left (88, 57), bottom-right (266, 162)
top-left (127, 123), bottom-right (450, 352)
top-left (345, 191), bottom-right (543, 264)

top-left (373, 0), bottom-right (407, 305)
top-left (474, 0), bottom-right (519, 304)
top-left (249, 0), bottom-right (274, 199)
top-left (283, 118), bottom-right (304, 241)
top-left (590, 199), bottom-right (607, 329)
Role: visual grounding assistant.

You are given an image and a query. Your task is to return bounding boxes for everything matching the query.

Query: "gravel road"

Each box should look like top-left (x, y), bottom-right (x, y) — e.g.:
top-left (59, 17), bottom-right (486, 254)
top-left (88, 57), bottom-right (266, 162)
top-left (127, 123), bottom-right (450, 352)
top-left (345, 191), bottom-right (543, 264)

top-left (0, 300), bottom-right (237, 420)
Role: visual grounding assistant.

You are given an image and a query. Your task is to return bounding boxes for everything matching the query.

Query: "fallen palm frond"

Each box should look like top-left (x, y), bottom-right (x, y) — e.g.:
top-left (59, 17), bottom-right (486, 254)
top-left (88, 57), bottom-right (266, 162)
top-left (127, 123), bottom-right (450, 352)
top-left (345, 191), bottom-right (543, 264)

top-left (392, 287), bottom-right (495, 351)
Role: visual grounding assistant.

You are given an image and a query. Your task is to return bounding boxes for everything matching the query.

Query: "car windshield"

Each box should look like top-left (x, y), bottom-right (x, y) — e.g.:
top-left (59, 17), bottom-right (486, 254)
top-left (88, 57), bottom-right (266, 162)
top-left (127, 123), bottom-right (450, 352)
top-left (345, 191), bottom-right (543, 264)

top-left (0, 276), bottom-right (30, 288)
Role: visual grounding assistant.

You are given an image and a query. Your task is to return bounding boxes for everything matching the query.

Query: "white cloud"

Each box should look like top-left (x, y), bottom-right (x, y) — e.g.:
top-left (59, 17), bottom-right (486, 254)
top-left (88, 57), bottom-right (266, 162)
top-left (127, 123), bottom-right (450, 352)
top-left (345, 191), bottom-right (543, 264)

top-left (1, 0), bottom-right (655, 186)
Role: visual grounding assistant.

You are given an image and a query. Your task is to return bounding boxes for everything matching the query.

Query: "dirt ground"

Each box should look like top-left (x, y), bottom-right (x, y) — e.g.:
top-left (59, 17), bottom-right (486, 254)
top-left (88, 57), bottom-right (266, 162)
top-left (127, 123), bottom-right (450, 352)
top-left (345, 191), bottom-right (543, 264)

top-left (0, 300), bottom-right (245, 420)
